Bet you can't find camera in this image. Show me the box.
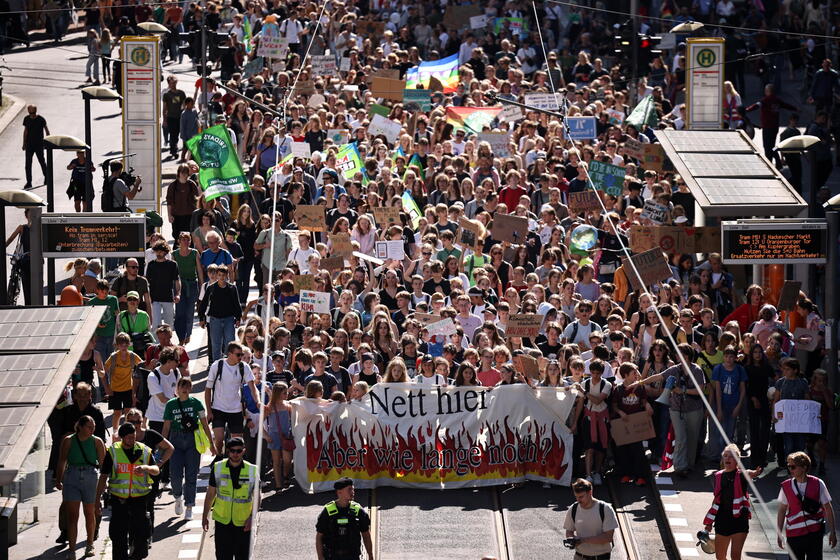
[562,537,580,549]
[120,167,141,191]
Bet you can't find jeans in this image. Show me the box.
[175,280,198,343]
[649,401,671,459]
[236,258,256,304]
[169,430,200,506]
[86,54,99,81]
[670,408,704,472]
[151,301,175,331]
[783,433,807,458]
[714,409,738,458]
[24,147,47,186]
[208,316,235,362]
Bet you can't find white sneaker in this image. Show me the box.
[174,496,184,516]
[592,473,603,486]
[184,507,193,520]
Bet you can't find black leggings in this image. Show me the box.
[787,531,824,560]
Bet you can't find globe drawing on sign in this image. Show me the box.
[197,134,229,169]
[571,224,598,252]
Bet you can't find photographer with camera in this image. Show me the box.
[776,451,836,559]
[563,478,618,560]
[103,160,142,213]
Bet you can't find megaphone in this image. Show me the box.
[696,530,715,554]
[655,387,672,406]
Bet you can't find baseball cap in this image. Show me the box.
[126,291,140,300]
[421,354,433,363]
[361,353,375,363]
[271,350,287,361]
[333,477,354,490]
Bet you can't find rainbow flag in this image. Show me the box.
[406,54,459,94]
[445,107,502,134]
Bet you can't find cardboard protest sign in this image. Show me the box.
[505,314,543,338]
[375,240,405,260]
[524,93,562,111]
[426,318,458,338]
[242,56,264,79]
[777,280,803,311]
[477,132,509,157]
[458,217,483,249]
[339,57,351,71]
[295,205,326,232]
[794,328,820,352]
[300,290,331,314]
[625,248,673,291]
[308,93,326,108]
[470,14,489,29]
[630,225,694,254]
[623,137,645,160]
[403,89,432,112]
[414,313,442,326]
[774,399,821,434]
[693,227,720,253]
[327,129,350,145]
[491,214,529,244]
[321,256,345,271]
[607,109,625,125]
[293,80,316,95]
[257,22,286,58]
[368,114,402,144]
[514,354,541,380]
[587,161,625,197]
[371,76,406,102]
[568,190,602,214]
[641,200,668,224]
[499,104,524,123]
[311,55,336,76]
[372,206,400,228]
[610,411,656,446]
[292,274,315,294]
[330,233,353,257]
[291,141,311,159]
[365,69,400,87]
[642,144,668,172]
[355,20,386,35]
[443,4,483,29]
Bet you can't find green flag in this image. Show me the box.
[244,17,253,53]
[186,125,250,201]
[335,143,364,182]
[401,191,422,230]
[405,153,425,180]
[625,95,659,130]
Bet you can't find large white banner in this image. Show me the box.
[290,384,576,493]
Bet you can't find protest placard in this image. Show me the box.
[491,213,529,243]
[426,318,458,338]
[777,280,803,311]
[321,256,345,271]
[292,274,315,294]
[300,290,331,314]
[368,114,402,144]
[793,328,820,352]
[774,399,822,434]
[403,89,432,112]
[470,14,489,29]
[330,233,353,257]
[311,55,336,76]
[443,4,483,29]
[514,354,541,380]
[458,217,483,249]
[610,411,656,445]
[641,200,668,224]
[371,76,406,102]
[295,205,326,232]
[623,137,645,160]
[293,80,316,95]
[478,132,509,157]
[372,206,400,227]
[524,93,562,111]
[257,22,286,58]
[375,240,405,260]
[339,57,351,71]
[625,248,673,291]
[630,225,694,254]
[694,227,721,253]
[587,161,625,196]
[642,144,668,172]
[291,141,311,159]
[505,314,543,338]
[499,104,524,123]
[327,129,350,145]
[242,56,264,79]
[568,190,602,213]
[368,104,390,117]
[414,313,442,326]
[607,109,625,125]
[565,117,597,140]
[355,20,386,35]
[353,251,385,266]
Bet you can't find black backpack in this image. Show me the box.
[571,500,605,524]
[133,367,159,414]
[210,360,246,407]
[101,175,128,212]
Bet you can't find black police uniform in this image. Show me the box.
[315,499,371,560]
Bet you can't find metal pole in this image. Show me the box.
[29,207,43,306]
[200,24,208,129]
[45,150,54,306]
[631,0,639,95]
[826,209,839,452]
[84,96,93,212]
[0,207,7,305]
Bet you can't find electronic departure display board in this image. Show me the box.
[721,220,827,265]
[42,214,146,258]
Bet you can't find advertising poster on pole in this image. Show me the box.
[687,38,724,130]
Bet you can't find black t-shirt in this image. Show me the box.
[163,89,187,119]
[304,372,339,395]
[327,207,358,229]
[23,114,48,148]
[423,277,451,296]
[538,341,563,360]
[146,260,180,302]
[316,501,371,558]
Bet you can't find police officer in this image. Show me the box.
[95,422,159,560]
[202,437,259,560]
[316,478,374,560]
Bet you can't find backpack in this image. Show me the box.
[210,360,246,407]
[101,175,128,213]
[131,363,156,414]
[571,501,605,524]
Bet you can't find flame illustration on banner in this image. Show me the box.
[291,384,575,492]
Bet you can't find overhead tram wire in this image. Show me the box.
[526,3,795,557]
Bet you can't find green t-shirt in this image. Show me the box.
[163,396,206,431]
[173,248,199,282]
[88,295,120,337]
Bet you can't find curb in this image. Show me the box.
[0,95,26,138]
[649,466,685,559]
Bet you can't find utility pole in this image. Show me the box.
[630,0,639,103]
[200,24,208,129]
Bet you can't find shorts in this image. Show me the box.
[211,409,244,433]
[109,390,133,410]
[714,513,749,536]
[62,465,99,504]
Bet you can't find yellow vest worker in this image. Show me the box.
[95,422,159,560]
[202,437,260,560]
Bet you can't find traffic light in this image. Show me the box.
[637,35,662,68]
[613,21,634,61]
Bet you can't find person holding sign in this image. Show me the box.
[776,451,836,558]
[771,358,811,461]
[612,363,652,486]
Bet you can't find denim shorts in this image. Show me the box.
[62,465,99,504]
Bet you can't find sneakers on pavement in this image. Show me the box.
[85,543,95,557]
[184,507,193,520]
[174,496,184,516]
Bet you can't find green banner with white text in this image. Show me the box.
[186,125,250,201]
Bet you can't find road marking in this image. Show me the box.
[659,489,679,497]
[673,532,693,542]
[656,476,674,485]
[678,547,700,557]
[182,534,202,544]
[668,517,688,527]
[185,520,203,529]
[664,503,683,512]
[650,464,661,472]
[178,549,199,558]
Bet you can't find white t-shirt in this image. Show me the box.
[207,359,255,413]
[414,373,448,386]
[563,321,602,347]
[777,477,832,506]
[583,377,613,412]
[289,246,317,272]
[563,499,619,556]
[585,359,615,380]
[146,368,179,422]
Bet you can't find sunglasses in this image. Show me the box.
[232,352,244,357]
[127,265,139,269]
[228,448,244,454]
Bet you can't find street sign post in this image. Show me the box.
[686,38,724,130]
